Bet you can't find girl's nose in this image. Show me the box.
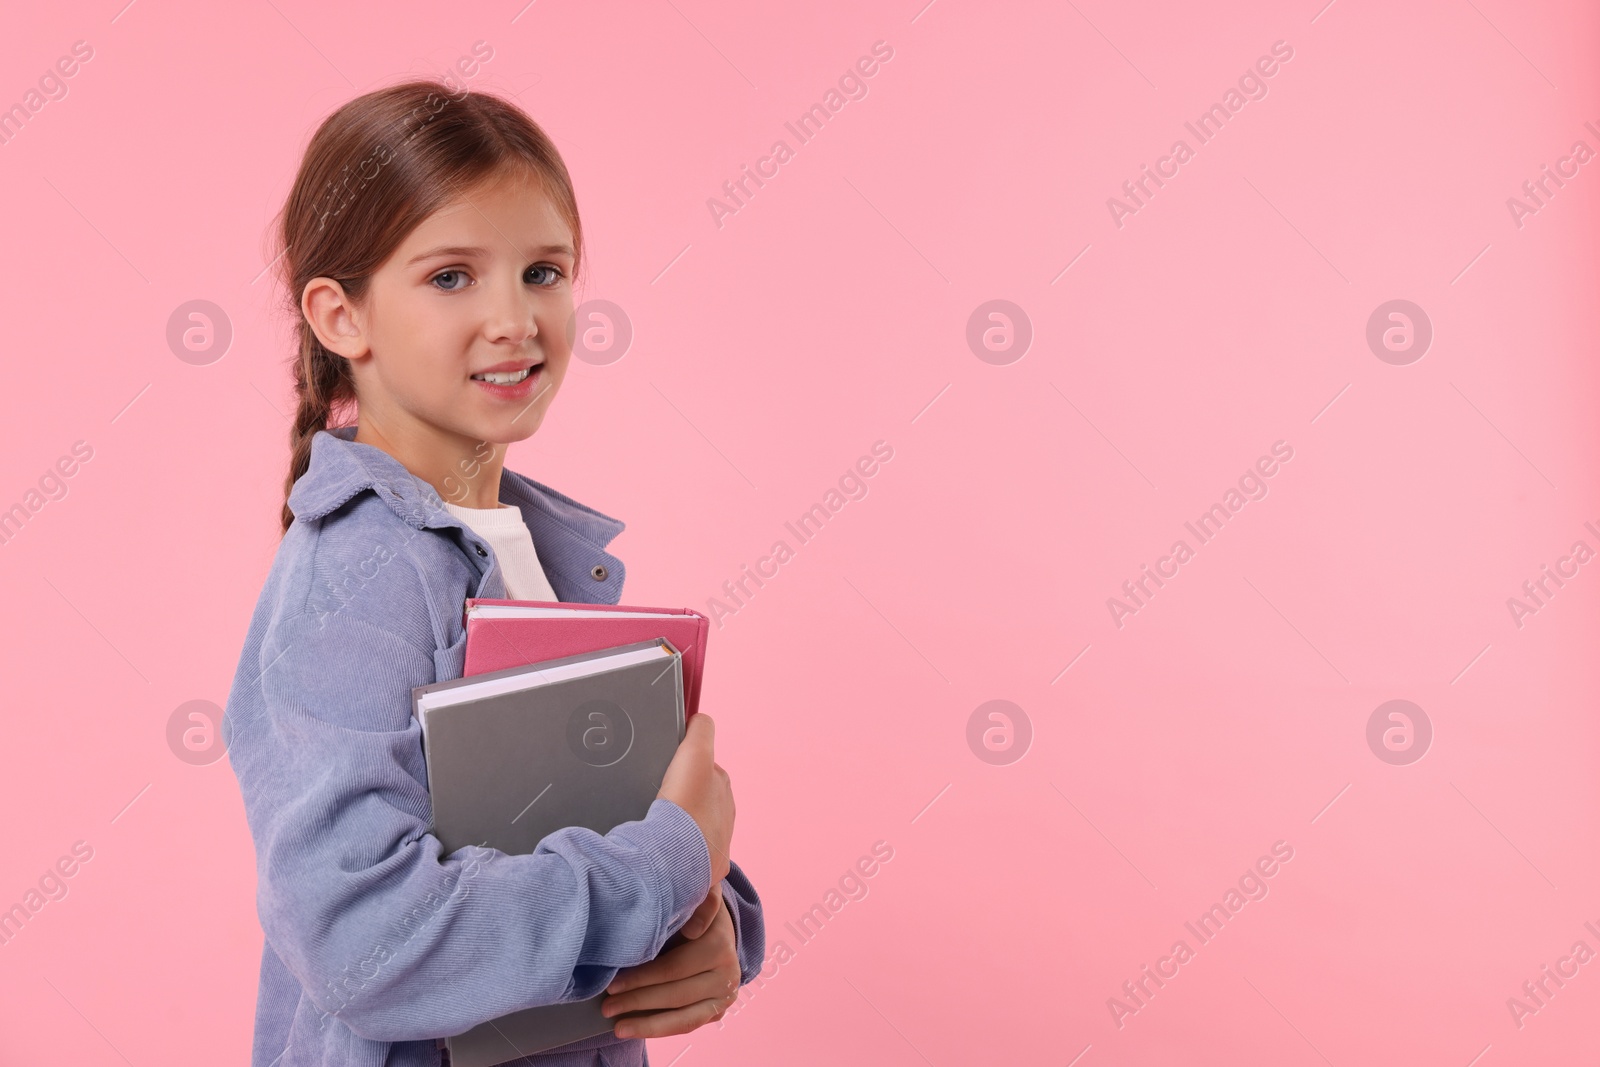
[487,282,540,344]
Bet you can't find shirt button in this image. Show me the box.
[475,545,488,558]
[591,564,608,581]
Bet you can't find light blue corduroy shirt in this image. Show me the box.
[223,426,765,1067]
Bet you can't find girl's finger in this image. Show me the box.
[606,935,717,995]
[602,968,722,1017]
[607,957,682,996]
[613,995,730,1040]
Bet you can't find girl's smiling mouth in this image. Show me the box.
[471,360,543,399]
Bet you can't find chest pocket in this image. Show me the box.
[433,628,467,683]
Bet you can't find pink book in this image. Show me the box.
[461,599,710,718]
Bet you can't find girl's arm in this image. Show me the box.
[229,608,713,1043]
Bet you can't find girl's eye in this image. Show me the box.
[430,265,564,292]
[431,269,470,292]
[527,265,563,287]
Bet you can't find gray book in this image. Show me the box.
[410,637,685,1067]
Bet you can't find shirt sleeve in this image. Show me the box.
[229,608,713,1043]
[720,860,767,987]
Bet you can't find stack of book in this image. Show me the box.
[410,600,710,1066]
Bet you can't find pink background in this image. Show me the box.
[1,1,1597,1063]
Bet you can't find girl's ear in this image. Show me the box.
[301,277,370,362]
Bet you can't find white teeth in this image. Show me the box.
[472,367,534,384]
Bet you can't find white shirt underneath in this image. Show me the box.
[443,500,560,602]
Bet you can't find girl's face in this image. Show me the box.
[339,166,577,457]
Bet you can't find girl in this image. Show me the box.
[223,80,765,1067]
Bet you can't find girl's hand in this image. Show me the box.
[601,887,740,1039]
[656,714,734,888]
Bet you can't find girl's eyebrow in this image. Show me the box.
[407,242,575,265]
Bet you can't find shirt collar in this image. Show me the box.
[286,425,625,551]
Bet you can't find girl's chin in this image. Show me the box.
[478,408,549,441]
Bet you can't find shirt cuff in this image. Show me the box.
[720,859,764,986]
[618,797,712,932]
